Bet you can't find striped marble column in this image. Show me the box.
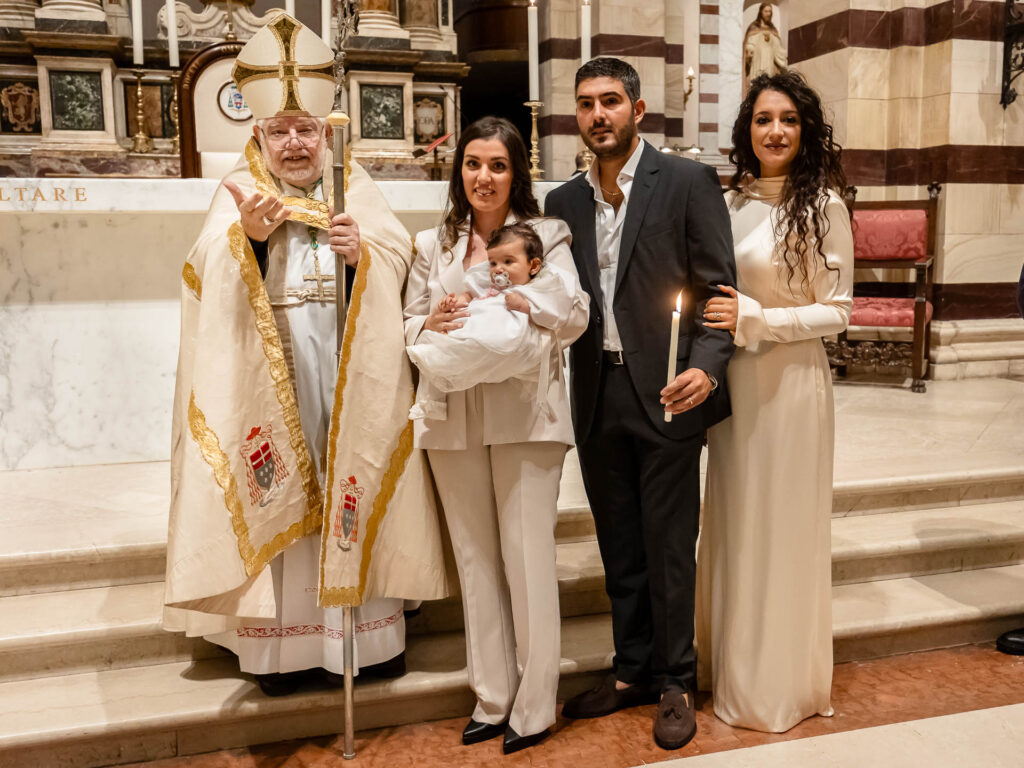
[538,0,670,179]
[787,0,1024,373]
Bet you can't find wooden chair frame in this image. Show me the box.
[178,41,244,179]
[833,183,941,393]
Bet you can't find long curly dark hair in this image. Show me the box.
[729,70,846,290]
[440,116,541,257]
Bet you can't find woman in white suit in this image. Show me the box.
[403,117,589,753]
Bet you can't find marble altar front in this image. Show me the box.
[0,176,561,471]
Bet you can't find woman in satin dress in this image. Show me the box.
[696,70,854,733]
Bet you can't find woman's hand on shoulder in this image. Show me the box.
[425,293,470,333]
[704,285,739,333]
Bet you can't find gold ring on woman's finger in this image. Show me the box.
[688,396,694,406]
[714,312,722,321]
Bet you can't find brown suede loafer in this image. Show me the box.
[653,689,697,750]
[562,673,659,719]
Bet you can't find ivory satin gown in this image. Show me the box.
[696,176,853,732]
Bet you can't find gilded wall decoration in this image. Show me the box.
[0,81,41,134]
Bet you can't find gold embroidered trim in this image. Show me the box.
[318,236,372,607]
[182,262,202,299]
[318,240,419,608]
[188,391,318,575]
[244,138,354,231]
[228,221,323,534]
[187,390,255,566]
[356,420,416,597]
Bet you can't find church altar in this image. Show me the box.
[0,177,563,471]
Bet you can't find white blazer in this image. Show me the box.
[403,216,590,450]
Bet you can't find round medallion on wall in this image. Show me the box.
[217,81,252,122]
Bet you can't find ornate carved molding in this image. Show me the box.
[158,1,285,44]
[825,339,914,370]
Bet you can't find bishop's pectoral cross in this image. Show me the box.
[303,253,334,304]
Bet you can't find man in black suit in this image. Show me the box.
[545,58,736,750]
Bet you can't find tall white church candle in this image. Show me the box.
[665,292,682,423]
[131,0,143,65]
[165,0,179,68]
[528,0,539,101]
[581,0,591,63]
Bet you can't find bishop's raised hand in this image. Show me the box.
[223,180,289,243]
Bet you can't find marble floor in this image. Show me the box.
[3,377,1024,767]
[116,642,1024,768]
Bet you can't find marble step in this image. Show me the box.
[0,614,614,768]
[10,499,1019,683]
[0,539,606,682]
[832,563,1024,662]
[0,582,227,683]
[4,450,1024,596]
[2,566,1023,768]
[0,462,169,597]
[831,500,1024,585]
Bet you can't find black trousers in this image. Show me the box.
[577,363,702,692]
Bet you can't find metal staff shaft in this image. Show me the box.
[329,5,360,758]
[327,109,355,762]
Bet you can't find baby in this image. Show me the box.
[407,222,577,420]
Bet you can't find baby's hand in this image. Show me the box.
[484,288,499,298]
[505,292,530,315]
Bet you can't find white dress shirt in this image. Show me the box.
[585,138,646,352]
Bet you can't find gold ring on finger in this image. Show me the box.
[688,396,694,406]
[714,312,722,320]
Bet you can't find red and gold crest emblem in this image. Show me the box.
[240,425,289,506]
[333,475,364,551]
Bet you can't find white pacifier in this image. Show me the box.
[492,270,511,289]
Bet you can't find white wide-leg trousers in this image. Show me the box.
[427,389,565,737]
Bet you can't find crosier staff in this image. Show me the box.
[327,1,360,760]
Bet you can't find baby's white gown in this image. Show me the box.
[407,261,576,418]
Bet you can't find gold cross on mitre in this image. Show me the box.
[232,14,336,120]
[303,256,335,303]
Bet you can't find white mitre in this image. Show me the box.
[232,13,336,120]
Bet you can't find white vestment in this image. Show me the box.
[406,262,577,420]
[205,186,404,674]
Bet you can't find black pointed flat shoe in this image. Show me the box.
[462,718,508,745]
[502,726,550,754]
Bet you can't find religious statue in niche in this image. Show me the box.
[744,2,787,88]
[413,95,444,144]
[0,82,40,133]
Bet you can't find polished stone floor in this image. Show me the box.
[120,642,1024,767]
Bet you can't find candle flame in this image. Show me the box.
[675,292,682,313]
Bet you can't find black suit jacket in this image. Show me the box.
[545,142,737,442]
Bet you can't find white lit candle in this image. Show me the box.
[665,292,682,423]
[528,0,539,101]
[165,0,179,68]
[131,0,143,65]
[286,0,295,15]
[322,0,332,47]
[581,0,591,63]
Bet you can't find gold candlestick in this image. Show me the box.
[131,69,154,154]
[169,69,181,155]
[525,100,543,180]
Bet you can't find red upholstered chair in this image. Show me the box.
[831,183,940,393]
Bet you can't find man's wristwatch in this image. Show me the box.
[703,371,719,393]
